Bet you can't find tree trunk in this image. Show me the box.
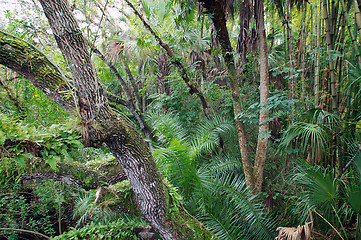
[0,31,76,115]
[339,0,361,67]
[322,0,338,112]
[200,0,254,188]
[92,48,155,142]
[1,1,215,238]
[355,0,361,39]
[314,0,321,106]
[286,1,296,102]
[253,0,270,193]
[298,6,309,101]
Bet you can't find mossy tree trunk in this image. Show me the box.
[0,31,76,115]
[0,0,215,239]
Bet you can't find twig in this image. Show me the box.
[89,0,109,56]
[0,228,50,239]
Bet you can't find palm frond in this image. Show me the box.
[190,115,235,156]
[305,108,339,130]
[153,138,199,199]
[73,190,97,227]
[146,111,189,145]
[195,172,276,240]
[278,122,330,162]
[344,62,361,101]
[72,190,122,226]
[293,164,338,208]
[204,154,243,177]
[199,198,245,240]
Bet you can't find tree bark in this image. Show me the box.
[1,1,215,239]
[253,0,270,193]
[0,31,76,115]
[200,0,254,188]
[314,0,321,106]
[322,0,338,112]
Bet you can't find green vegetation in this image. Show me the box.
[1,0,361,239]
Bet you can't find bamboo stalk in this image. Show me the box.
[322,0,338,112]
[314,0,321,106]
[339,0,361,68]
[355,0,361,41]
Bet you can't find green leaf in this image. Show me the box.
[23,152,34,159]
[0,130,5,145]
[14,155,27,169]
[47,155,60,170]
[141,0,151,19]
[347,190,361,213]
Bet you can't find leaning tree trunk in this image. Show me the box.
[1,0,215,239]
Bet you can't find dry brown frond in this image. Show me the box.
[275,222,312,240]
[106,41,124,63]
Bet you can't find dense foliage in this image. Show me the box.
[1,0,361,239]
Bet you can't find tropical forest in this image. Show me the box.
[0,0,361,239]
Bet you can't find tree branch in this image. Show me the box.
[92,47,155,141]
[0,228,50,239]
[123,0,210,118]
[0,31,76,115]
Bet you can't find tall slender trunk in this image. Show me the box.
[299,6,308,101]
[253,0,270,192]
[314,0,321,106]
[356,0,361,40]
[336,13,346,114]
[201,0,271,192]
[340,0,361,67]
[286,1,295,101]
[200,0,254,188]
[323,0,338,112]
